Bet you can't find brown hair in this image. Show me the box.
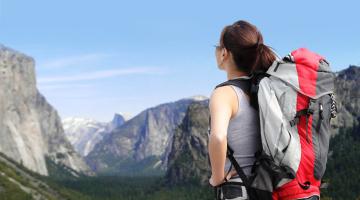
[219,20,276,74]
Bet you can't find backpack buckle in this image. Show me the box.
[283,54,295,63]
[307,99,316,115]
[289,99,316,127]
[290,118,300,127]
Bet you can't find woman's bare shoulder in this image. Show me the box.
[210,85,237,99]
[209,85,237,110]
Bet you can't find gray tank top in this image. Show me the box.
[225,84,261,176]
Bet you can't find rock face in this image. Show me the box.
[109,113,127,130]
[86,96,208,175]
[0,45,90,176]
[331,65,360,131]
[63,114,126,156]
[165,100,210,186]
[63,118,110,157]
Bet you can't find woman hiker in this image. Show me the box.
[207,20,320,200]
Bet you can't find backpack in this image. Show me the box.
[208,48,337,200]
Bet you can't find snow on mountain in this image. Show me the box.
[187,95,209,101]
[63,113,127,156]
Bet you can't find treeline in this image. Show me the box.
[51,176,213,200]
[322,124,360,200]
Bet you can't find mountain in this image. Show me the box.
[63,118,109,157]
[164,65,360,186]
[63,113,126,156]
[331,65,360,131]
[165,100,210,186]
[109,113,128,130]
[0,45,91,176]
[85,95,208,175]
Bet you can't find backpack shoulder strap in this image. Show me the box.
[214,78,251,96]
[213,74,269,110]
[226,145,251,187]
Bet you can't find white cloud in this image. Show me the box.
[38,83,93,91]
[39,53,110,69]
[38,67,167,83]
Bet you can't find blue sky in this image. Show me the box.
[0,0,359,122]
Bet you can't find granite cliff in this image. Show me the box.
[0,45,91,176]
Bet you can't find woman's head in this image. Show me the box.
[215,20,276,74]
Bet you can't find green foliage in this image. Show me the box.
[0,154,88,200]
[322,125,360,200]
[48,175,213,200]
[94,154,165,176]
[0,168,33,200]
[45,156,86,181]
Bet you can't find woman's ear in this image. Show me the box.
[219,48,227,64]
[222,48,227,58]
[217,48,229,70]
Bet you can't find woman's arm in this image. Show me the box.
[208,86,236,186]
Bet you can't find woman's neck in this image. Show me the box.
[226,70,248,80]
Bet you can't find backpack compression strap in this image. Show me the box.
[226,145,251,187]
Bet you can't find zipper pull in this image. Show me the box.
[319,103,324,120]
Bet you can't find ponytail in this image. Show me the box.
[220,20,276,74]
[252,43,276,73]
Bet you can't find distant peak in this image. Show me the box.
[186,95,209,101]
[113,112,133,121]
[0,44,33,61]
[337,65,360,81]
[111,113,124,121]
[349,65,360,69]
